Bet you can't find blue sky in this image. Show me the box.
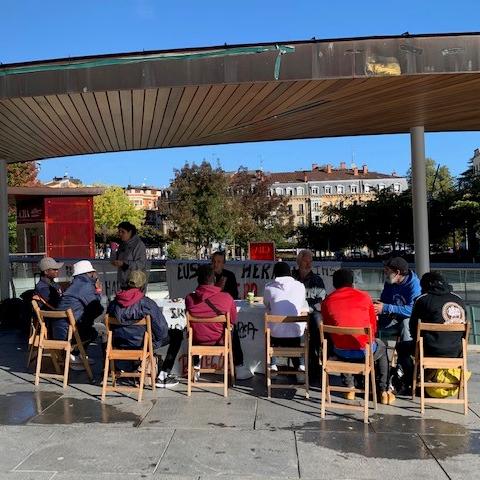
[4,0,480,186]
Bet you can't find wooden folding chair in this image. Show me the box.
[186,312,234,397]
[27,295,54,367]
[31,300,93,388]
[320,324,377,424]
[412,321,470,415]
[265,314,309,399]
[101,314,156,402]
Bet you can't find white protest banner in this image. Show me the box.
[166,260,340,300]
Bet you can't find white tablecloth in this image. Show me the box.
[154,299,266,375]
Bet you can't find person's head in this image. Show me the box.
[383,257,409,284]
[197,264,215,286]
[296,249,313,273]
[127,270,147,289]
[273,261,291,278]
[72,260,97,279]
[117,221,137,242]
[420,271,447,294]
[38,257,63,280]
[211,251,226,275]
[332,268,354,289]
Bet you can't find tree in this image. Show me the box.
[407,158,454,199]
[164,162,236,255]
[93,186,145,236]
[7,161,40,251]
[229,168,294,250]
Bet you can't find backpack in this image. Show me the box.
[425,368,471,398]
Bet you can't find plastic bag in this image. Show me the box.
[425,368,471,398]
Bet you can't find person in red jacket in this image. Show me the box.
[185,264,253,380]
[321,268,394,405]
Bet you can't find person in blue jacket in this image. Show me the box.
[34,257,64,308]
[373,257,421,342]
[54,260,104,369]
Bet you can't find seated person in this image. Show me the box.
[34,257,64,308]
[321,268,394,404]
[395,271,467,393]
[373,257,421,342]
[55,260,104,369]
[212,251,238,299]
[107,270,183,388]
[292,249,326,377]
[185,264,252,380]
[264,261,307,372]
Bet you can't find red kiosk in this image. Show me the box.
[8,186,104,258]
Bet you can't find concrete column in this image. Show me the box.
[410,126,430,277]
[0,159,9,299]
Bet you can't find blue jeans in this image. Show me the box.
[378,315,413,342]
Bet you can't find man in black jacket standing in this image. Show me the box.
[211,251,238,299]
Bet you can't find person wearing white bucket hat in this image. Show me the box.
[54,260,104,370]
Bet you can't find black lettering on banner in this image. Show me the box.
[261,263,271,279]
[169,307,186,319]
[189,263,199,280]
[177,264,184,280]
[237,320,259,341]
[241,263,252,279]
[252,264,260,279]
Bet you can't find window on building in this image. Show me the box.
[393,183,401,192]
[325,185,332,194]
[285,187,293,196]
[337,185,345,194]
[364,184,370,193]
[350,185,358,194]
[311,186,319,195]
[296,187,305,196]
[299,217,304,225]
[275,187,283,195]
[314,215,320,223]
[287,204,293,214]
[312,201,320,211]
[298,204,304,214]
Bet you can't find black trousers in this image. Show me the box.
[339,339,389,393]
[154,329,184,373]
[194,326,244,367]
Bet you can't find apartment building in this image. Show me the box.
[124,185,167,210]
[269,163,408,227]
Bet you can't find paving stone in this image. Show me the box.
[0,426,56,473]
[140,397,256,429]
[157,429,298,477]
[28,396,155,426]
[420,432,480,479]
[17,426,174,474]
[296,430,447,479]
[0,473,55,480]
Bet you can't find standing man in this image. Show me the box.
[34,257,64,308]
[211,251,238,299]
[292,249,326,378]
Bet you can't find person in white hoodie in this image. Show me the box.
[264,262,307,372]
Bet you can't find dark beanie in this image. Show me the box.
[384,257,409,275]
[420,271,448,293]
[273,261,291,278]
[333,268,354,289]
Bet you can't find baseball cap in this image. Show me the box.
[38,257,64,272]
[72,260,96,276]
[127,270,147,288]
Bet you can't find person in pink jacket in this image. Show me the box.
[185,264,252,380]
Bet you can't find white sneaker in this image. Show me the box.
[194,365,201,382]
[235,365,253,380]
[156,371,179,389]
[269,364,278,372]
[70,354,94,365]
[298,365,306,372]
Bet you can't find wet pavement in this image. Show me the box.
[1,329,480,479]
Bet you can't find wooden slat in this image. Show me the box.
[106,91,127,150]
[119,90,133,150]
[146,88,170,148]
[94,92,120,151]
[132,90,145,149]
[153,87,184,147]
[81,92,113,151]
[140,89,157,149]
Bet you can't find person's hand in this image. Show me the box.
[373,301,383,315]
[95,278,102,293]
[111,260,124,267]
[215,276,227,290]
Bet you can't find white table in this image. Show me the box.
[154,299,267,375]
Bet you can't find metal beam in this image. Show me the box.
[410,126,430,277]
[0,159,9,299]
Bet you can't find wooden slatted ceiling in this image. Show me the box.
[2,73,480,163]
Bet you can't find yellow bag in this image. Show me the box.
[425,368,471,398]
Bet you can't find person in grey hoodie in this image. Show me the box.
[111,221,147,289]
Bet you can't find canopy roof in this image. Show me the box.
[1,33,480,163]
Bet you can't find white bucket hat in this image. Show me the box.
[72,260,96,276]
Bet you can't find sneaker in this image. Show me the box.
[156,371,179,389]
[269,364,278,372]
[380,391,389,405]
[193,365,201,382]
[387,391,396,405]
[345,391,355,400]
[298,365,306,373]
[70,354,94,365]
[235,364,253,380]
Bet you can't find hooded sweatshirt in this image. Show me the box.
[409,281,466,357]
[115,234,147,288]
[263,276,307,338]
[107,288,169,349]
[380,270,421,319]
[185,284,237,345]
